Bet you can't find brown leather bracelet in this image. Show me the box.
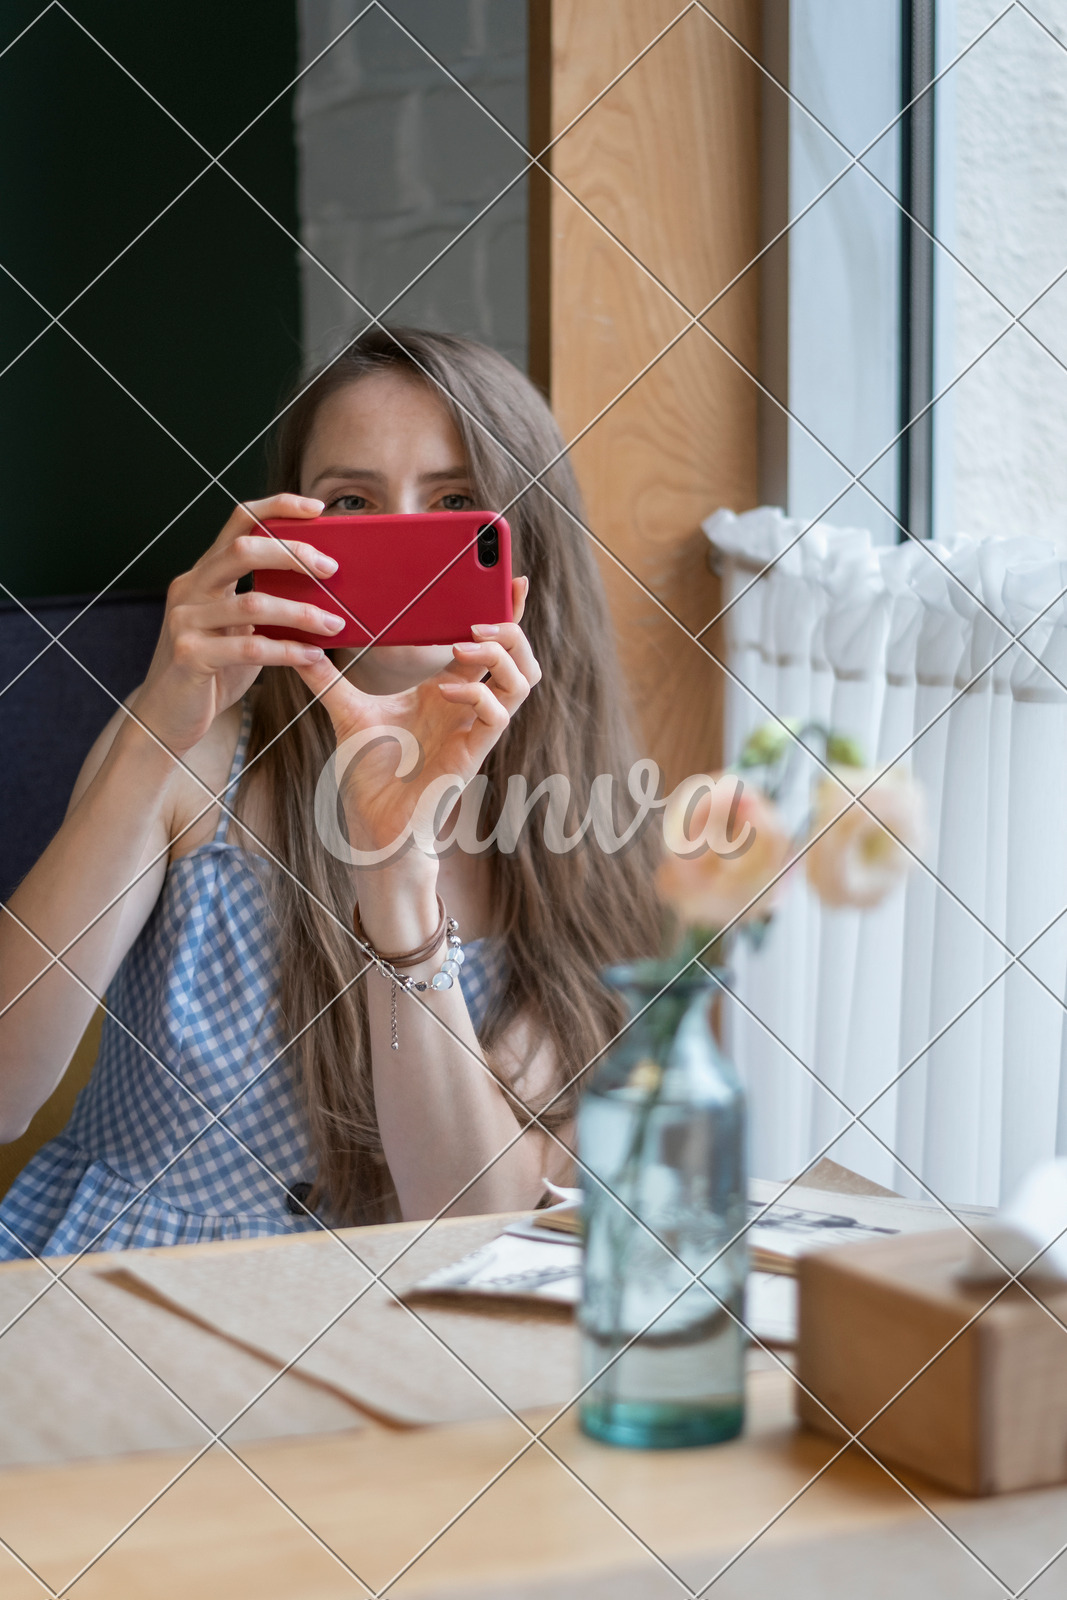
[353,894,462,1050]
[352,894,448,969]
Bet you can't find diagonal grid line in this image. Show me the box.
[0,776,1026,1596]
[535,1002,1067,1600]
[0,1,54,64]
[689,1185,1067,1599]
[4,0,1025,724]
[0,128,902,1062]
[0,21,528,690]
[543,941,1067,1587]
[0,779,1050,1597]
[10,273,1067,1392]
[0,2,720,764]
[2,9,1062,1587]
[0,34,799,1574]
[675,28,1067,655]
[0,567,466,1024]
[0,1532,52,1598]
[12,170,1067,1044]
[685,263,1067,648]
[377,1116,1018,1599]
[58,863,1067,1592]
[27,0,700,630]
[0,752,857,1587]
[691,0,1067,359]
[0,979,715,1598]
[369,0,1067,690]
[68,0,1067,731]
[671,2,1067,669]
[0,0,1018,725]
[0,956,373,1310]
[0,1040,1024,1600]
[10,425,1067,1363]
[0,34,991,1600]
[691,0,1067,400]
[0,0,377,453]
[4,871,734,1592]
[322,758,1067,1583]
[377,0,1067,720]
[11,511,1067,1357]
[0,1001,415,1589]
[73,15,1067,1600]
[2,0,1050,879]
[0,1227,378,1600]
[356,0,1067,760]
[0,0,889,703]
[695,977,1067,1591]
[0,0,703,699]
[0,0,628,698]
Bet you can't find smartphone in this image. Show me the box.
[252,510,512,648]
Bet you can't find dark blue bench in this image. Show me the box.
[0,594,165,903]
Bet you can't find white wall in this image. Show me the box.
[295,0,528,371]
[935,0,1067,547]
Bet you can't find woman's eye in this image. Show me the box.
[329,494,369,513]
[439,493,474,511]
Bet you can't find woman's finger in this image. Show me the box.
[211,493,323,555]
[294,651,371,727]
[470,621,542,687]
[192,533,338,597]
[174,632,327,672]
[178,591,346,638]
[449,640,531,710]
[438,679,511,737]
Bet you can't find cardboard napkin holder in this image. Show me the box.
[796,1229,1067,1496]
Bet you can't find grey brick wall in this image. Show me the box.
[296,0,528,372]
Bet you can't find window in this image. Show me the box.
[764,0,1067,550]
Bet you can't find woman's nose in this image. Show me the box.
[381,483,425,516]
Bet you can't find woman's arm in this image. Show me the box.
[356,858,569,1219]
[0,712,179,1139]
[0,492,346,1140]
[301,609,559,1219]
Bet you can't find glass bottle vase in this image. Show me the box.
[577,963,747,1449]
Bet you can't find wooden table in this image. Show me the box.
[1,1212,1065,1600]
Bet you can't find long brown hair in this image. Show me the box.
[245,326,662,1223]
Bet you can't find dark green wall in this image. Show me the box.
[0,2,300,599]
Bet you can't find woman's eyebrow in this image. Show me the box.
[418,467,471,484]
[309,466,385,489]
[308,466,470,488]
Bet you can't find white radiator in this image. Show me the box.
[705,508,1067,1207]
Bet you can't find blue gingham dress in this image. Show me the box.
[0,703,506,1261]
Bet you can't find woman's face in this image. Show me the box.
[299,369,477,691]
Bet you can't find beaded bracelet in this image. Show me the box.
[353,895,464,1050]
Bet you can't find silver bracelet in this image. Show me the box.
[354,902,464,1050]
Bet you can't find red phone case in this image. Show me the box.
[252,511,512,648]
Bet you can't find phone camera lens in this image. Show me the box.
[476,523,499,567]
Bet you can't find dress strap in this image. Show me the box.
[212,698,253,844]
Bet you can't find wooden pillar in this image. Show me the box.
[528,0,762,786]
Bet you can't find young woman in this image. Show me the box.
[0,327,661,1257]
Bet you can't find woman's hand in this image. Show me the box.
[132,494,347,757]
[297,578,541,867]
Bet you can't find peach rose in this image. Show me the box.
[805,766,925,909]
[657,774,792,929]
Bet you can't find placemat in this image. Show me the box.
[82,1268,365,1445]
[0,1264,207,1467]
[124,1217,581,1426]
[0,1260,363,1468]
